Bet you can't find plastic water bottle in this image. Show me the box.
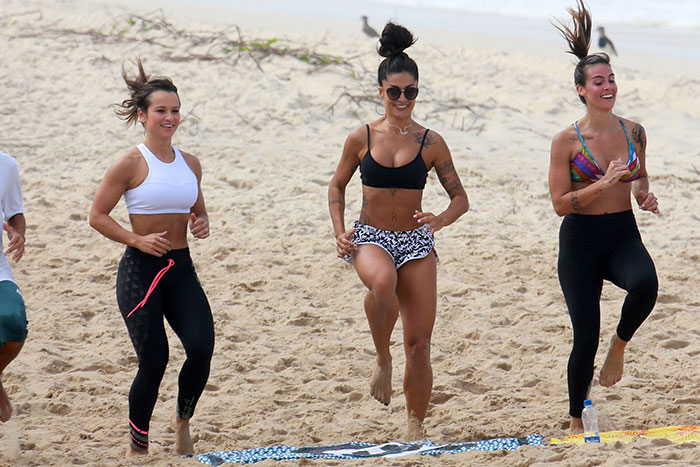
[582,399,600,443]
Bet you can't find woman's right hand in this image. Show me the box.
[135,230,173,257]
[601,158,631,185]
[336,229,356,258]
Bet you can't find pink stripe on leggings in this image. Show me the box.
[127,259,175,318]
[129,418,148,435]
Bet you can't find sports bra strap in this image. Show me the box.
[418,129,430,152]
[365,123,371,146]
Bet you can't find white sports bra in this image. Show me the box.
[124,144,199,215]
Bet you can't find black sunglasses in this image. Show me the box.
[382,85,419,101]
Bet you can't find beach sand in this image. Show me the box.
[1,0,699,465]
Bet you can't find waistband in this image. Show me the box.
[352,221,431,235]
[124,246,192,262]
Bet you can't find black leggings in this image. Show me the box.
[558,210,657,418]
[116,247,214,450]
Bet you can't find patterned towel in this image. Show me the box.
[550,425,700,445]
[193,434,545,465]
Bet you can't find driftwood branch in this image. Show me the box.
[1,9,350,72]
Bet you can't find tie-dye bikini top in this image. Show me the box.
[570,119,640,183]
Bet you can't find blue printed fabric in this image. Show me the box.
[193,435,545,465]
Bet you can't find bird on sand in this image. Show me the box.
[361,16,379,38]
[597,26,618,56]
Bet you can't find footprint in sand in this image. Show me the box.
[4,412,20,460]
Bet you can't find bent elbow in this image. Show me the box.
[88,211,101,231]
[552,203,568,217]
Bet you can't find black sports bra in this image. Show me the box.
[359,124,430,190]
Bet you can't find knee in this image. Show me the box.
[405,336,431,365]
[570,332,598,363]
[186,339,214,364]
[138,346,169,377]
[629,272,658,301]
[369,280,396,304]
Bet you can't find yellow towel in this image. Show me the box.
[550,425,700,445]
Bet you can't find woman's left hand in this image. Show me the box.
[190,213,210,239]
[413,210,444,235]
[636,190,660,214]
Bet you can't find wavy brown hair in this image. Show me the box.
[553,0,610,104]
[114,58,179,126]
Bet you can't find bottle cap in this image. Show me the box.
[584,399,592,406]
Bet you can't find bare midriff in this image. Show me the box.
[130,213,190,248]
[360,186,424,231]
[570,180,633,215]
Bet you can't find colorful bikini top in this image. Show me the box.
[570,119,640,183]
[360,124,430,190]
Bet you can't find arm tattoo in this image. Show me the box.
[571,192,582,211]
[328,199,344,208]
[435,159,464,196]
[413,132,436,147]
[631,124,646,152]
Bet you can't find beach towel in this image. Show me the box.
[193,434,544,465]
[550,425,700,445]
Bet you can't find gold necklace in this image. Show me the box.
[384,117,413,136]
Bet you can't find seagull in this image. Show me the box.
[597,26,618,56]
[361,16,379,38]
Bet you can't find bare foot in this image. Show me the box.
[0,379,13,422]
[170,414,194,455]
[599,335,627,387]
[369,358,392,406]
[125,445,148,457]
[569,416,583,435]
[406,412,425,441]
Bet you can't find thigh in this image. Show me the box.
[605,237,657,290]
[558,243,604,333]
[396,252,437,340]
[164,271,214,348]
[0,281,27,344]
[352,244,398,291]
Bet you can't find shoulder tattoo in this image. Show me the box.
[631,124,646,152]
[413,131,436,147]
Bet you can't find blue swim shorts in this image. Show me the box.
[0,280,28,344]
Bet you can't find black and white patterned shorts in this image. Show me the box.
[344,221,437,269]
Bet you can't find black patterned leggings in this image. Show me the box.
[116,247,214,450]
[558,210,657,418]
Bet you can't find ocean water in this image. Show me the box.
[379,0,700,29]
[184,0,700,61]
[201,0,700,29]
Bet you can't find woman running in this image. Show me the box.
[89,59,214,456]
[550,1,659,434]
[328,22,469,440]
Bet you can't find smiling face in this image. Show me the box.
[577,63,617,109]
[137,90,181,139]
[379,72,418,121]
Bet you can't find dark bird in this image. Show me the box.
[597,26,618,56]
[361,16,379,38]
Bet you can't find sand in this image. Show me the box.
[1,0,699,465]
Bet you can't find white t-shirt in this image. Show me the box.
[0,152,24,283]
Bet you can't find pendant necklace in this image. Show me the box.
[385,117,413,136]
